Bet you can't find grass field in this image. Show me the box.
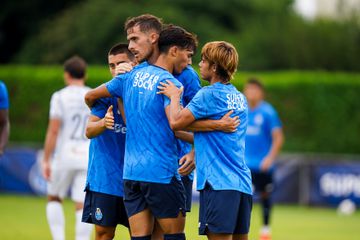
[0,194,359,240]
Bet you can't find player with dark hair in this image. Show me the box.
[85,25,197,240]
[81,43,136,240]
[42,55,93,240]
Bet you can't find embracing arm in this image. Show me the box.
[185,110,239,132]
[85,85,111,108]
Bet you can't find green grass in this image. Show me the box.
[0,194,359,239]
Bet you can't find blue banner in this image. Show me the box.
[0,147,46,195]
[310,163,360,206]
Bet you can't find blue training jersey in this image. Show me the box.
[105,62,183,184]
[187,82,252,194]
[0,81,9,109]
[174,66,201,180]
[245,101,282,172]
[86,97,126,197]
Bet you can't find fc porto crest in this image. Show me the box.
[95,208,103,221]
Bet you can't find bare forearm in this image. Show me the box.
[168,95,186,130]
[43,132,57,163]
[185,119,221,132]
[268,130,284,159]
[174,131,194,144]
[86,119,106,139]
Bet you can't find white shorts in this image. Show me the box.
[47,168,87,203]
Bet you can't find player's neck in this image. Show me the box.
[248,100,261,109]
[154,54,174,73]
[147,48,160,65]
[66,79,85,86]
[209,76,228,85]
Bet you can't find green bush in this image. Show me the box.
[1,65,360,154]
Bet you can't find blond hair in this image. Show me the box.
[201,41,239,81]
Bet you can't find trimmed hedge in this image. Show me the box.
[1,65,360,154]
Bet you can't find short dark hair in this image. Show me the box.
[158,24,197,54]
[246,77,264,91]
[108,43,135,61]
[124,14,163,34]
[63,56,87,79]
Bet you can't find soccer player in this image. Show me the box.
[120,16,238,237]
[157,41,253,240]
[81,43,135,240]
[85,25,197,240]
[0,80,10,156]
[243,78,284,240]
[41,56,93,240]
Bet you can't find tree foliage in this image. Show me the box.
[4,0,360,71]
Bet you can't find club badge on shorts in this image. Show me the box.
[95,208,103,221]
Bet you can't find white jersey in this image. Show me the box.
[49,85,91,170]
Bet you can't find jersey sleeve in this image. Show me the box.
[163,78,183,108]
[186,88,212,120]
[182,70,201,106]
[267,105,282,131]
[91,98,109,119]
[49,92,62,119]
[0,82,9,109]
[105,74,127,98]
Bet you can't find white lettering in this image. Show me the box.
[226,93,246,111]
[320,173,360,197]
[133,71,160,91]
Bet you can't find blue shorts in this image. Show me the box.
[181,175,193,212]
[251,171,273,193]
[82,189,129,228]
[124,177,186,219]
[199,183,252,235]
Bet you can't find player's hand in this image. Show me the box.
[103,105,115,130]
[115,62,133,75]
[260,156,274,172]
[41,160,51,181]
[157,80,183,98]
[178,149,195,176]
[218,110,240,132]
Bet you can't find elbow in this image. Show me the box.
[85,127,94,139]
[84,92,94,107]
[169,121,181,131]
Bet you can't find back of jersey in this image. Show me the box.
[50,85,91,170]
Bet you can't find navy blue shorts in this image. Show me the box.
[199,183,252,235]
[124,177,186,219]
[82,189,129,228]
[181,175,193,212]
[251,171,273,193]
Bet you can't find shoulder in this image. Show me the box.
[260,101,278,116]
[176,66,200,82]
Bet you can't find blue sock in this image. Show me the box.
[164,233,186,240]
[131,235,151,240]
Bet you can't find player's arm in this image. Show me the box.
[260,128,284,171]
[174,130,194,144]
[42,118,61,180]
[159,81,239,132]
[84,85,111,108]
[178,148,195,176]
[86,105,115,139]
[0,109,9,155]
[185,111,239,132]
[117,98,126,124]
